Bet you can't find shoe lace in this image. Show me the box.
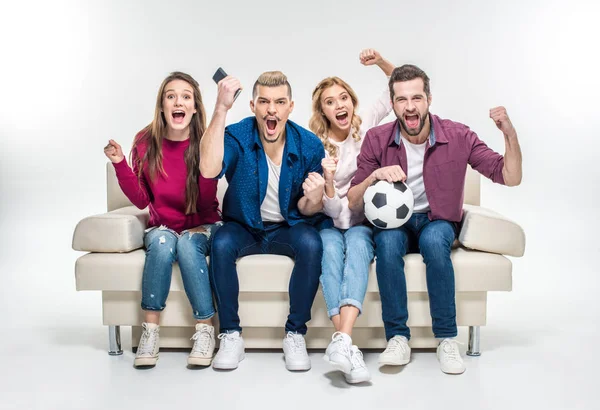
[286,332,307,355]
[350,346,366,370]
[190,327,212,355]
[440,339,463,362]
[217,332,239,352]
[331,332,351,356]
[138,324,158,356]
[385,336,408,355]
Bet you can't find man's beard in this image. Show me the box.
[397,110,429,136]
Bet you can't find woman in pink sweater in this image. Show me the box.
[104,72,221,369]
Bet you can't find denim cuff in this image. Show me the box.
[338,298,363,316]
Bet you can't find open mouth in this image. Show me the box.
[172,110,186,124]
[405,114,420,129]
[266,119,277,135]
[335,112,349,126]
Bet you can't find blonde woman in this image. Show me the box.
[309,49,394,383]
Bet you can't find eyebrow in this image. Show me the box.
[165,89,193,94]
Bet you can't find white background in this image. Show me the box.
[1,0,599,409]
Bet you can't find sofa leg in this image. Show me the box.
[466,326,481,356]
[108,325,123,356]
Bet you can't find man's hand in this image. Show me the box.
[359,49,383,66]
[302,172,325,203]
[321,157,338,184]
[490,106,517,139]
[371,165,406,183]
[216,76,242,112]
[104,139,124,163]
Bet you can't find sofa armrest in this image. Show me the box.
[459,204,525,257]
[72,206,149,253]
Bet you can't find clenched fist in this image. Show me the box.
[490,106,517,139]
[359,49,383,66]
[321,157,338,183]
[104,139,125,163]
[216,76,242,111]
[302,172,325,203]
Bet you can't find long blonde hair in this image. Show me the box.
[132,72,207,215]
[309,77,362,158]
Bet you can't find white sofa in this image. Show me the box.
[73,163,525,355]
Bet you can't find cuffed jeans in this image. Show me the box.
[319,225,374,318]
[210,221,323,335]
[374,213,457,341]
[141,224,221,320]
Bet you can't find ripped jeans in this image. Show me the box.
[141,223,221,320]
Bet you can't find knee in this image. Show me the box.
[177,232,209,256]
[294,225,323,256]
[145,230,177,258]
[419,229,453,258]
[321,230,343,259]
[210,226,239,257]
[375,229,407,258]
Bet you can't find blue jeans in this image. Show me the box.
[141,224,221,320]
[209,221,323,335]
[320,225,374,318]
[374,213,457,341]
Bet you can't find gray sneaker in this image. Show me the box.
[378,335,411,366]
[134,322,160,368]
[212,331,245,370]
[188,323,215,366]
[283,332,311,371]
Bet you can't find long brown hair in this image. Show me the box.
[132,72,207,215]
[309,77,362,158]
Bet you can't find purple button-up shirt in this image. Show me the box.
[351,114,506,223]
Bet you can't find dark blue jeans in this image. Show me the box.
[374,213,458,341]
[209,221,323,335]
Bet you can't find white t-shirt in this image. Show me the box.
[260,154,285,223]
[322,87,392,229]
[401,136,430,213]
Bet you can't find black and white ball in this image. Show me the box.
[363,180,414,229]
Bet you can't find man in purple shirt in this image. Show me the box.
[347,64,522,374]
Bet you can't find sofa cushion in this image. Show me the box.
[75,247,511,292]
[459,204,526,257]
[72,206,149,253]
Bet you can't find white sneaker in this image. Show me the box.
[344,345,371,384]
[188,323,215,366]
[134,322,159,368]
[323,332,352,374]
[212,331,245,370]
[282,332,311,371]
[437,339,466,374]
[378,335,411,366]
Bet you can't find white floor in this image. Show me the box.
[2,303,598,410]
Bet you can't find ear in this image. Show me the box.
[427,94,432,106]
[289,100,294,113]
[250,99,255,113]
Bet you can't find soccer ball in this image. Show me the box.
[363,180,414,229]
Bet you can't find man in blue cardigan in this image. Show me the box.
[200,71,329,371]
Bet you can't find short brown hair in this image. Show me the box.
[252,71,292,99]
[389,64,431,99]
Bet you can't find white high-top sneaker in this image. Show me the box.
[188,323,216,366]
[344,345,371,384]
[134,322,160,368]
[437,339,466,374]
[378,335,411,366]
[212,331,245,370]
[323,332,352,374]
[282,332,311,371]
